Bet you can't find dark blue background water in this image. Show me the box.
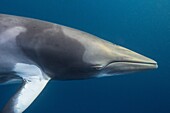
[0,0,169,113]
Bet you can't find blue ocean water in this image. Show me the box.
[0,0,169,113]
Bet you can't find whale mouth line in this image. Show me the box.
[105,60,158,69]
[108,61,157,65]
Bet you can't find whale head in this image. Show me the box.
[82,38,158,77]
[61,27,158,78]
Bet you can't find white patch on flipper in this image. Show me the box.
[2,63,51,113]
[14,78,49,113]
[0,26,26,44]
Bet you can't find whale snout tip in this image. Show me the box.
[149,59,158,69]
[155,62,158,68]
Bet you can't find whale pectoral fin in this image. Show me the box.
[2,77,50,113]
[1,63,51,113]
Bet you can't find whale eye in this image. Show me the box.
[92,64,105,70]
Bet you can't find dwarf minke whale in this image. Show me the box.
[0,14,158,113]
